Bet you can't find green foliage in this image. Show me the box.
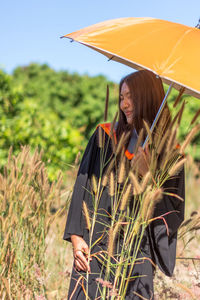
[12,63,118,139]
[0,68,83,180]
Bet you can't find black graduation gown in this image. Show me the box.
[63,125,185,300]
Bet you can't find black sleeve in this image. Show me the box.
[63,126,110,243]
[63,129,99,242]
[149,167,185,276]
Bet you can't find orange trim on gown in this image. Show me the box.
[97,123,135,160]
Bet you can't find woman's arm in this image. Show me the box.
[63,130,98,242]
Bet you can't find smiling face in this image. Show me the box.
[120,82,134,125]
[117,71,170,142]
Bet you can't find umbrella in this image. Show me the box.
[62,17,200,99]
[62,17,200,144]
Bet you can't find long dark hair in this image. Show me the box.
[116,70,171,142]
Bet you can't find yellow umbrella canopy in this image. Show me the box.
[62,17,200,99]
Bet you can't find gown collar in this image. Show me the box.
[97,122,138,160]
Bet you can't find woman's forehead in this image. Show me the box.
[120,82,131,94]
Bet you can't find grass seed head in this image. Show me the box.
[115,132,126,157]
[169,158,186,177]
[146,188,163,220]
[173,87,185,108]
[166,127,177,153]
[129,172,142,195]
[82,201,91,230]
[143,120,152,144]
[118,157,126,184]
[180,124,200,154]
[177,100,185,125]
[190,108,200,125]
[91,175,98,194]
[141,193,151,221]
[141,171,151,192]
[97,126,104,148]
[120,184,132,211]
[109,172,115,197]
[156,128,170,155]
[128,218,141,243]
[101,175,108,187]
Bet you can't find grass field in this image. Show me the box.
[0,148,200,299]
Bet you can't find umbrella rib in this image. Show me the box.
[108,56,115,61]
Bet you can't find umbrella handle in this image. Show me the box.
[142,83,173,149]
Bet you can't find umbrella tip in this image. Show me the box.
[60,36,74,42]
[195,18,200,29]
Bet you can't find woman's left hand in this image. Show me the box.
[133,145,150,177]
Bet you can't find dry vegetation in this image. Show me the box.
[0,145,200,299]
[0,146,70,299]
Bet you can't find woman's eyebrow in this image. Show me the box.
[120,91,131,96]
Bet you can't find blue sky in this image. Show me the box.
[1,0,200,82]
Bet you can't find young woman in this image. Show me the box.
[63,70,185,299]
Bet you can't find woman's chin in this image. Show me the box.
[127,118,134,126]
[126,118,132,124]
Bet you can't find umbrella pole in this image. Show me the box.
[142,83,173,149]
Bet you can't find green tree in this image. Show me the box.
[12,63,118,139]
[0,69,83,180]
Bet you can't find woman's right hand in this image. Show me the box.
[71,235,91,273]
[133,145,150,177]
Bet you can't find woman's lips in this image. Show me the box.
[125,111,133,116]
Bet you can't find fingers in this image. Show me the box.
[74,250,91,273]
[82,244,89,256]
[144,144,150,157]
[137,146,150,161]
[133,146,150,177]
[134,147,145,161]
[71,236,91,273]
[138,146,145,155]
[74,258,85,272]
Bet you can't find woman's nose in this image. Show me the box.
[122,98,129,109]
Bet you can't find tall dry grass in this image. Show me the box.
[0,146,69,299]
[0,146,199,299]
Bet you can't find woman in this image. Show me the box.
[64,70,185,299]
